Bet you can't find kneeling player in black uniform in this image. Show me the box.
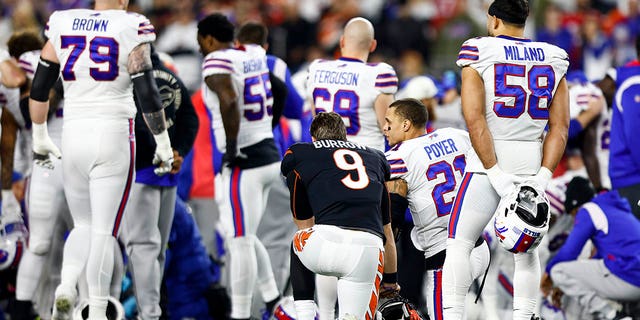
[281,112,399,320]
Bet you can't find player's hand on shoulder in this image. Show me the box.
[152,131,174,176]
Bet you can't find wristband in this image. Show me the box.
[32,122,49,141]
[383,272,397,284]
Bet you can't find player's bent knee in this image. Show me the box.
[28,240,51,255]
[549,262,572,284]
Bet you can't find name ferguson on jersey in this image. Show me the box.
[313,70,359,86]
[313,139,366,150]
[72,18,108,32]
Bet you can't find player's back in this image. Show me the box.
[281,140,390,238]
[45,9,155,120]
[306,58,398,150]
[457,36,569,174]
[385,128,471,256]
[202,44,274,150]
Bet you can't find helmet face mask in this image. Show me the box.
[494,182,551,254]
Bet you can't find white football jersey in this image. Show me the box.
[306,58,398,151]
[45,9,156,120]
[19,50,64,144]
[385,128,472,258]
[457,36,569,174]
[202,44,274,150]
[567,82,611,189]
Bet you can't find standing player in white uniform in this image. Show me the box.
[383,98,490,320]
[306,17,397,152]
[28,1,174,319]
[441,1,570,319]
[305,17,397,320]
[2,31,74,320]
[197,13,282,320]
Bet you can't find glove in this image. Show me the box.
[32,122,61,169]
[1,189,24,225]
[222,140,247,168]
[152,131,174,176]
[486,164,522,198]
[531,167,553,191]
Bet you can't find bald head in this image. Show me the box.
[341,17,375,53]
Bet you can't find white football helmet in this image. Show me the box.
[271,296,297,320]
[73,296,125,320]
[0,219,27,270]
[494,182,551,254]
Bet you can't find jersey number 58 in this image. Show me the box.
[494,64,555,120]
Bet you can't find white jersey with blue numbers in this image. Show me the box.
[45,9,156,120]
[202,44,274,150]
[457,36,569,174]
[385,128,471,258]
[306,58,398,151]
[568,82,611,189]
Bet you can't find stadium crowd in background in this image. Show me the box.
[0,0,639,319]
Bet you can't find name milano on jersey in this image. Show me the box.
[457,36,569,174]
[202,44,274,150]
[385,128,471,257]
[45,10,156,120]
[306,58,398,151]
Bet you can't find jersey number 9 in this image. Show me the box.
[333,149,370,190]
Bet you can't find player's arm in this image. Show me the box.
[539,78,570,177]
[374,93,394,133]
[204,73,241,161]
[285,169,315,229]
[461,66,496,168]
[598,74,616,108]
[270,71,288,129]
[570,96,604,138]
[128,43,173,174]
[385,179,408,240]
[1,110,18,190]
[380,183,399,296]
[581,116,604,190]
[29,40,62,160]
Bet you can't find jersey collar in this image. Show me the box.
[338,56,365,63]
[496,35,531,42]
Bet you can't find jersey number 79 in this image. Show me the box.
[61,35,119,81]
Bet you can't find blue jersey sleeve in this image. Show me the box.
[545,208,596,273]
[623,89,640,167]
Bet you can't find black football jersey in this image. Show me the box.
[281,139,391,238]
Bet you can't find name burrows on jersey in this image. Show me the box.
[202,44,274,150]
[281,140,390,239]
[457,36,569,175]
[384,128,471,258]
[568,82,612,189]
[45,10,156,120]
[306,58,398,151]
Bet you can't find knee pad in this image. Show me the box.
[28,239,51,256]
